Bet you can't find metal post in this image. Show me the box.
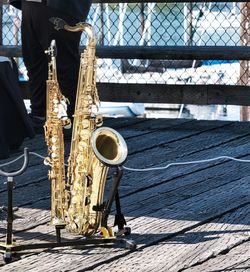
[239,2,250,121]
[6,177,14,246]
[0,3,3,46]
[183,3,193,46]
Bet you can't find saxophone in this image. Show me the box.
[44,40,71,227]
[51,20,128,236]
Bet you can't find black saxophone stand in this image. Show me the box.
[54,165,136,250]
[0,153,136,263]
[0,148,29,263]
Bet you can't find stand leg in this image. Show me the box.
[0,177,15,263]
[114,191,128,234]
[56,227,61,244]
[6,177,14,246]
[101,166,123,228]
[55,225,65,244]
[101,166,131,236]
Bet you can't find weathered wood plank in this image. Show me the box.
[0,118,221,188]
[90,204,250,272]
[124,120,233,154]
[120,121,250,193]
[187,241,250,272]
[1,120,249,214]
[0,119,250,271]
[1,177,249,271]
[0,120,248,203]
[0,119,234,211]
[0,159,249,242]
[1,142,250,238]
[0,118,190,191]
[122,155,250,216]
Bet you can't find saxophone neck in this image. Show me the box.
[67,22,96,48]
[50,17,96,47]
[45,40,58,81]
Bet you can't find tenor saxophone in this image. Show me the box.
[44,40,71,227]
[53,21,128,236]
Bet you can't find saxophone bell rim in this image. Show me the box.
[91,127,128,167]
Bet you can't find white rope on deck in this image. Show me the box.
[0,152,46,168]
[1,152,250,173]
[123,156,250,172]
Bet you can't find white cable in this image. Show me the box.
[0,154,24,167]
[0,152,46,168]
[123,156,250,172]
[1,152,250,173]
[30,152,46,160]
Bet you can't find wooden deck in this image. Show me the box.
[0,117,250,272]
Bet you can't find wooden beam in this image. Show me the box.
[97,83,206,104]
[0,0,240,3]
[92,0,238,3]
[0,45,22,57]
[20,81,250,105]
[97,83,250,105]
[96,46,250,60]
[1,45,250,60]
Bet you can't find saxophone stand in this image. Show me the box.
[0,148,29,263]
[0,153,135,264]
[55,165,136,250]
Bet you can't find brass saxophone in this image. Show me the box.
[54,21,128,236]
[44,40,71,227]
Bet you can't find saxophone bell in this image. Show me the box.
[91,127,128,167]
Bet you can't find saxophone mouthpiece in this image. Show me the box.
[49,17,67,31]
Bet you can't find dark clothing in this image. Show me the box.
[10,0,91,117]
[8,0,22,10]
[47,0,91,21]
[0,60,35,159]
[9,0,91,20]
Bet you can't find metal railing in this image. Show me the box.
[0,1,250,107]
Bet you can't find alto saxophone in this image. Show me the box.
[53,21,128,236]
[44,40,71,227]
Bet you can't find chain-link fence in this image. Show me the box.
[0,2,249,86]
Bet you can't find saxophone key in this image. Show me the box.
[85,196,91,205]
[44,157,52,166]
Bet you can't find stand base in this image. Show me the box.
[0,236,136,263]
